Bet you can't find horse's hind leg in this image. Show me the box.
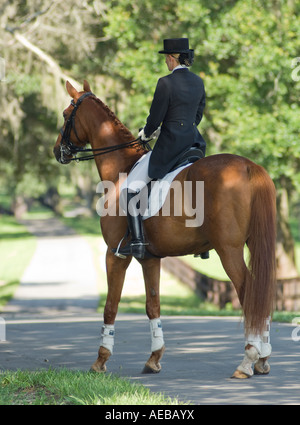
[232,317,272,378]
[249,316,272,376]
[141,258,165,374]
[91,250,131,373]
[217,247,272,378]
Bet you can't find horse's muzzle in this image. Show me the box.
[53,145,72,164]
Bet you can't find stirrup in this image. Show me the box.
[116,241,148,260]
[194,251,210,259]
[113,235,127,259]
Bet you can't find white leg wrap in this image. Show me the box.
[100,324,115,354]
[245,334,263,356]
[245,317,272,358]
[261,316,272,358]
[149,318,164,352]
[237,346,260,377]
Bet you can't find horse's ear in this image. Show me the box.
[66,81,79,99]
[83,80,91,92]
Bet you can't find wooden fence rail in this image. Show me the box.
[161,257,300,311]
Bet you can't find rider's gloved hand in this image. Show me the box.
[138,127,152,142]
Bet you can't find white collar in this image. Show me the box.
[172,64,188,73]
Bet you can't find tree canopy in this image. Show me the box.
[1,0,300,274]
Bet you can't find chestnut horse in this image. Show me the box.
[53,80,276,379]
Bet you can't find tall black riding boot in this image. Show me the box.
[113,191,147,260]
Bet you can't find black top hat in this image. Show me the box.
[158,38,192,54]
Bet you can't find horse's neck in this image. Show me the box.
[94,140,142,183]
[86,98,144,182]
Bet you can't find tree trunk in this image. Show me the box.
[39,187,62,215]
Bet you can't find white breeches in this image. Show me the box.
[121,151,152,193]
[119,152,152,216]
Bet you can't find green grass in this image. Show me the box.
[98,293,239,316]
[0,215,36,309]
[98,293,299,322]
[0,368,182,405]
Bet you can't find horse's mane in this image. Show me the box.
[91,96,134,141]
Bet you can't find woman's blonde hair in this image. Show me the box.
[170,52,194,67]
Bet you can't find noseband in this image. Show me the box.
[59,92,149,163]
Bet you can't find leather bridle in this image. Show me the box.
[59,92,148,163]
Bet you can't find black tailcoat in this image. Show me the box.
[144,68,206,179]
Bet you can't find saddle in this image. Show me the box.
[171,144,204,172]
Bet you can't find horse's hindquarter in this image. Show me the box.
[145,154,256,257]
[198,155,253,246]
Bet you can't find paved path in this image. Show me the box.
[1,218,300,404]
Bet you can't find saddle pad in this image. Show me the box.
[140,164,191,220]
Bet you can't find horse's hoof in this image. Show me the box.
[142,345,165,374]
[254,358,270,375]
[90,363,107,373]
[90,346,111,373]
[142,363,161,374]
[231,369,251,379]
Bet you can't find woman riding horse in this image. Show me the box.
[114,38,207,260]
[53,43,276,378]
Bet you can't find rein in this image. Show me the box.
[64,135,146,162]
[59,92,150,163]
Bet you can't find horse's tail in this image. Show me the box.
[242,163,277,336]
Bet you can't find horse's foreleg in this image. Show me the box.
[91,250,131,373]
[141,258,165,374]
[142,318,165,374]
